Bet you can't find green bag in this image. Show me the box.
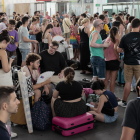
[87,94,99,103]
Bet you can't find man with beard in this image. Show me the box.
[22,53,51,102]
[0,86,20,140]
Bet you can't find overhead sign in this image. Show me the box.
[96,4,100,7]
[85,0,93,3]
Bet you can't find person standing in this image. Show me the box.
[89,19,110,81]
[6,19,18,66]
[0,18,7,32]
[63,14,72,45]
[79,18,91,74]
[56,12,63,30]
[45,11,51,22]
[18,16,38,67]
[117,18,140,107]
[104,15,112,30]
[0,86,20,140]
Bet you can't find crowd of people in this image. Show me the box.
[0,9,139,140]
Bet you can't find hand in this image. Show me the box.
[44,78,51,85]
[103,41,111,48]
[137,86,140,95]
[33,40,38,44]
[9,58,14,64]
[58,73,63,79]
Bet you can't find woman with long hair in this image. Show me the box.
[115,16,125,38]
[0,30,14,86]
[51,67,87,117]
[42,24,53,50]
[41,19,49,33]
[79,18,91,74]
[104,27,121,99]
[30,17,41,53]
[89,80,118,123]
[52,19,62,38]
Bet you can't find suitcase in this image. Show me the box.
[52,112,94,136]
[79,78,92,88]
[117,54,125,85]
[10,96,34,125]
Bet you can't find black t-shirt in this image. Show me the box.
[107,23,111,30]
[119,32,140,65]
[122,98,140,140]
[39,50,67,75]
[0,121,10,140]
[55,81,83,100]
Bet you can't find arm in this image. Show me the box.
[114,40,121,62]
[0,51,13,73]
[23,36,38,43]
[75,25,78,37]
[120,127,135,140]
[119,24,124,39]
[92,95,107,113]
[90,32,109,48]
[31,25,40,35]
[85,27,91,37]
[53,89,59,99]
[47,34,52,45]
[117,36,124,53]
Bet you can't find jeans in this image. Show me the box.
[90,56,106,79]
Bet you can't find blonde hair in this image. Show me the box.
[42,18,49,25]
[78,18,83,26]
[52,15,56,19]
[81,18,89,25]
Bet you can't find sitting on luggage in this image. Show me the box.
[89,80,118,123]
[0,86,20,140]
[51,67,87,117]
[22,53,51,102]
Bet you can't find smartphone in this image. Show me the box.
[11,55,16,59]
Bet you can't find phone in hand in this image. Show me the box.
[11,55,16,59]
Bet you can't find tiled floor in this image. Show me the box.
[10,70,137,140]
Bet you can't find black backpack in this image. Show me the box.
[100,25,107,40]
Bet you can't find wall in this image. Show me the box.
[93,0,107,15]
[5,0,36,18]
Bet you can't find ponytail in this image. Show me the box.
[110,27,118,44]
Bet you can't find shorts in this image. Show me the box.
[90,56,106,79]
[19,48,30,61]
[54,98,87,117]
[30,35,36,40]
[106,60,120,71]
[64,32,70,38]
[103,112,118,123]
[124,64,140,83]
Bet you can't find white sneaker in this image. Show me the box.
[118,101,127,108]
[131,86,134,92]
[11,132,17,138]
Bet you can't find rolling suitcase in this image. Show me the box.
[52,112,94,136]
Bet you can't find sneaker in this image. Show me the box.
[131,86,134,92]
[118,101,127,108]
[11,132,17,138]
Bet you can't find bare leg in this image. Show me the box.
[104,70,111,90]
[92,77,98,81]
[110,71,118,93]
[35,43,39,54]
[67,38,70,45]
[34,89,41,102]
[21,61,26,67]
[31,43,35,53]
[51,97,56,117]
[89,111,105,122]
[122,82,131,102]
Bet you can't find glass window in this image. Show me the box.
[134,4,139,18]
[117,5,123,13]
[103,5,113,18]
[112,5,118,14]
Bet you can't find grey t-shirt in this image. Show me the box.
[18,26,30,49]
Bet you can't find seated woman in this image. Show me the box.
[89,80,118,123]
[51,67,87,118]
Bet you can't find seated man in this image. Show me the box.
[0,86,20,140]
[22,53,51,102]
[39,41,67,78]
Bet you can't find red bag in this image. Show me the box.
[52,112,94,136]
[76,34,80,44]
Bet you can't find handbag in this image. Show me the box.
[101,94,115,116]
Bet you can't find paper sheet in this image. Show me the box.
[51,76,64,85]
[37,71,54,84]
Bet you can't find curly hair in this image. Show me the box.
[25,53,41,66]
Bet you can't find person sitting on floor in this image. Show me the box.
[89,80,118,123]
[51,67,87,118]
[39,41,67,78]
[22,53,51,103]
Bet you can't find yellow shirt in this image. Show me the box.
[62,18,72,33]
[91,24,109,33]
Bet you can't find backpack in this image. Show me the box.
[100,25,107,40]
[31,97,51,130]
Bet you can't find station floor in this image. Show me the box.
[10,70,137,140]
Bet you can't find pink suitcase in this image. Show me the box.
[52,112,94,136]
